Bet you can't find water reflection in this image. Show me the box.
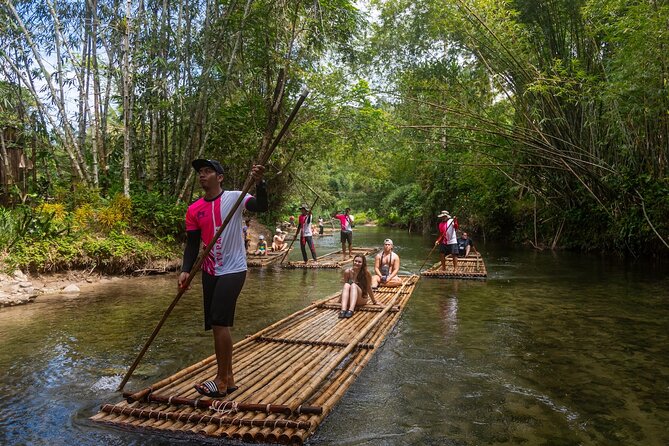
[440,293,459,341]
[0,227,668,445]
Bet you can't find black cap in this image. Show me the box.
[192,159,224,175]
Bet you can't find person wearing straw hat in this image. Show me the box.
[339,254,378,318]
[179,158,267,398]
[371,238,402,289]
[272,227,287,251]
[435,210,459,271]
[298,204,318,263]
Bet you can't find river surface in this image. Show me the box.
[1,227,668,445]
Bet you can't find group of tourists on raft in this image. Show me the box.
[179,159,475,399]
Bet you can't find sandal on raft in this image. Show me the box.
[194,381,229,398]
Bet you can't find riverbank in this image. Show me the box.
[0,218,274,308]
[0,269,138,308]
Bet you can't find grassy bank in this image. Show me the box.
[0,189,185,274]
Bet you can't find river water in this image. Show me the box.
[0,227,667,445]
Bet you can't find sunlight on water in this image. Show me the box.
[90,375,123,392]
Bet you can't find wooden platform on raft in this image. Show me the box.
[421,252,487,279]
[91,275,420,445]
[246,248,291,267]
[283,246,378,269]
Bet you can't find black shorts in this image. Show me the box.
[340,230,353,245]
[201,270,246,330]
[439,243,458,255]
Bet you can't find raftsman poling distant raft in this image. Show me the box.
[421,252,488,280]
[91,275,419,445]
[283,246,378,269]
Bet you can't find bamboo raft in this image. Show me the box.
[91,275,420,444]
[421,252,487,279]
[246,248,291,267]
[283,247,378,269]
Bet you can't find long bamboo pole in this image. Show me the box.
[118,88,309,392]
[417,242,438,274]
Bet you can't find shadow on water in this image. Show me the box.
[1,226,668,445]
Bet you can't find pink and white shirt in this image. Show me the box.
[439,218,458,245]
[185,191,252,276]
[334,214,353,232]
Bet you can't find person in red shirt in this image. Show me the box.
[434,210,459,271]
[333,207,354,260]
[178,159,267,398]
[298,204,317,263]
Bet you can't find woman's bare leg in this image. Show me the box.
[341,283,351,311]
[348,284,361,311]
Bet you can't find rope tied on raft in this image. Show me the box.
[211,400,239,416]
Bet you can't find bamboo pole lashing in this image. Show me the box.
[286,276,415,411]
[127,291,339,402]
[99,277,418,444]
[248,282,414,442]
[256,336,375,349]
[100,404,313,430]
[121,392,323,415]
[244,314,364,406]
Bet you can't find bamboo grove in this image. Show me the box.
[0,0,668,256]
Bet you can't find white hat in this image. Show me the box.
[276,228,282,233]
[384,238,393,245]
[437,210,451,218]
[259,235,265,240]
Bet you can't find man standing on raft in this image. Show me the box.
[179,159,267,398]
[334,207,354,260]
[298,204,318,263]
[435,210,458,272]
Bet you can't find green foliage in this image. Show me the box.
[130,192,187,242]
[6,231,179,274]
[6,236,81,273]
[0,207,16,249]
[378,184,423,227]
[52,183,102,211]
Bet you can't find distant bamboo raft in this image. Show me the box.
[246,248,291,267]
[283,247,378,269]
[421,252,487,279]
[92,275,420,445]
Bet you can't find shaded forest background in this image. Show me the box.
[0,0,667,272]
